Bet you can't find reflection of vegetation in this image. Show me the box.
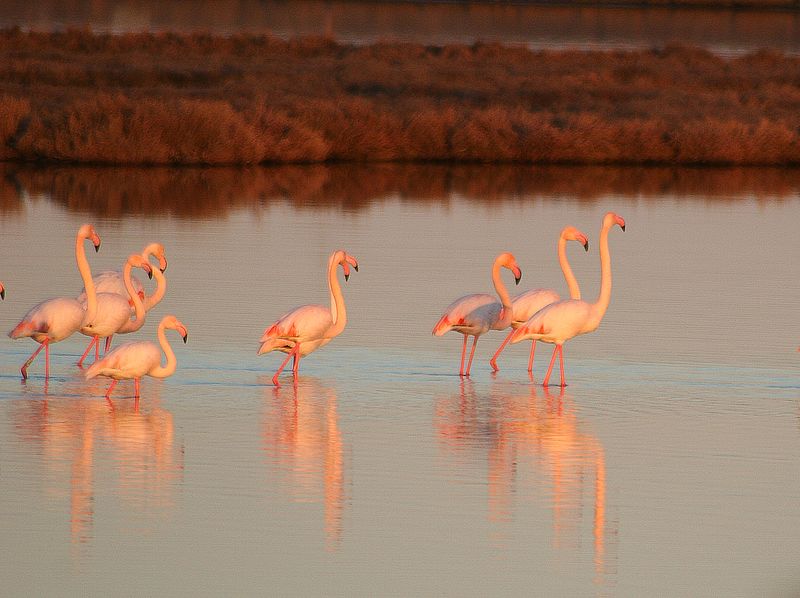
[2,30,800,165]
[4,163,799,218]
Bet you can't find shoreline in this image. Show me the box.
[2,30,800,166]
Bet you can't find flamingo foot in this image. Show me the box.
[489,330,513,372]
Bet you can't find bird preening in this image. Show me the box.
[5,212,626,399]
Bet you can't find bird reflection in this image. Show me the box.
[435,379,613,584]
[263,377,346,551]
[9,381,183,557]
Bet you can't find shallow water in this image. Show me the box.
[3,0,800,55]
[0,164,799,596]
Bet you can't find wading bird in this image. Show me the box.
[8,224,102,379]
[511,212,625,386]
[490,226,589,373]
[258,250,359,386]
[85,314,188,399]
[76,254,153,367]
[433,252,522,377]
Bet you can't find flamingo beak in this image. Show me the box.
[183,333,188,344]
[342,261,351,281]
[145,265,153,280]
[0,287,5,300]
[345,254,359,272]
[159,257,168,273]
[616,215,626,231]
[513,266,522,285]
[178,325,188,343]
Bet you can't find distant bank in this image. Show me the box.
[2,30,800,166]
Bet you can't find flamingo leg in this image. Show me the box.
[527,340,537,373]
[465,336,479,377]
[272,344,299,386]
[558,345,566,387]
[94,338,99,360]
[21,340,47,380]
[489,330,514,372]
[134,378,140,399]
[105,335,113,354]
[77,336,98,367]
[45,340,50,379]
[543,345,560,387]
[459,334,468,376]
[105,379,118,398]
[292,351,301,378]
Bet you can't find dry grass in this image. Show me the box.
[2,30,800,165]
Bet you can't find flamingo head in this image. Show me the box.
[78,224,102,252]
[0,281,4,300]
[562,226,590,252]
[127,254,153,279]
[142,242,168,272]
[496,252,522,285]
[333,250,359,282]
[163,315,188,343]
[604,212,626,232]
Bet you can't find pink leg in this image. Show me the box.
[45,340,50,379]
[292,351,301,378]
[272,344,300,386]
[459,334,468,376]
[465,336,479,377]
[105,335,113,354]
[105,379,118,398]
[527,340,537,373]
[95,338,99,360]
[134,378,140,398]
[77,336,98,367]
[543,345,560,387]
[558,345,566,387]
[21,341,47,380]
[489,330,513,372]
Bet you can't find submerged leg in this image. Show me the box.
[45,340,50,379]
[272,344,299,387]
[134,378,140,399]
[77,336,98,367]
[465,336,479,377]
[558,345,566,387]
[527,340,537,373]
[543,345,560,387]
[292,350,301,378]
[489,330,514,372]
[459,334,468,376]
[21,340,47,380]
[105,379,118,398]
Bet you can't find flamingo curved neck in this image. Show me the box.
[149,322,177,378]
[326,258,347,339]
[118,262,147,334]
[558,235,581,300]
[144,268,166,311]
[77,233,97,324]
[591,221,614,323]
[492,260,513,310]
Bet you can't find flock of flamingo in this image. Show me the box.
[3,211,625,398]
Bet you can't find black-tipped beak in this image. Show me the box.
[1,288,5,300]
[583,241,589,252]
[344,273,350,282]
[514,275,521,285]
[147,269,153,280]
[160,260,168,273]
[353,264,359,272]
[182,333,188,344]
[94,243,101,253]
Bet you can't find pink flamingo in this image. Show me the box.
[85,314,188,399]
[510,212,626,386]
[258,250,359,386]
[490,226,589,373]
[76,254,153,367]
[8,224,102,379]
[433,252,522,377]
[77,242,168,354]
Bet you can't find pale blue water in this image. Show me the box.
[0,164,799,596]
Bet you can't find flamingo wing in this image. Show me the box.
[77,270,145,303]
[515,299,593,344]
[9,297,85,342]
[261,304,333,343]
[433,293,501,336]
[511,288,560,326]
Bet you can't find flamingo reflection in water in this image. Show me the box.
[9,385,183,554]
[263,378,346,551]
[435,380,614,583]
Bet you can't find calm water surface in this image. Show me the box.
[0,164,798,596]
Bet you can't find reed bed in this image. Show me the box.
[2,29,800,165]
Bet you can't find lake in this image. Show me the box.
[0,163,798,595]
[3,0,800,55]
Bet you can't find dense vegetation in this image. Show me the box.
[2,29,800,165]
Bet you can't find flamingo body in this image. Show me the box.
[510,289,561,328]
[516,299,596,345]
[85,341,162,380]
[433,294,504,336]
[258,304,334,358]
[79,293,133,337]
[77,271,145,303]
[9,297,87,343]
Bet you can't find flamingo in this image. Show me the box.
[258,250,359,386]
[76,254,153,367]
[433,252,522,377]
[489,226,589,373]
[85,314,188,399]
[77,242,168,354]
[510,212,626,386]
[8,224,102,379]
